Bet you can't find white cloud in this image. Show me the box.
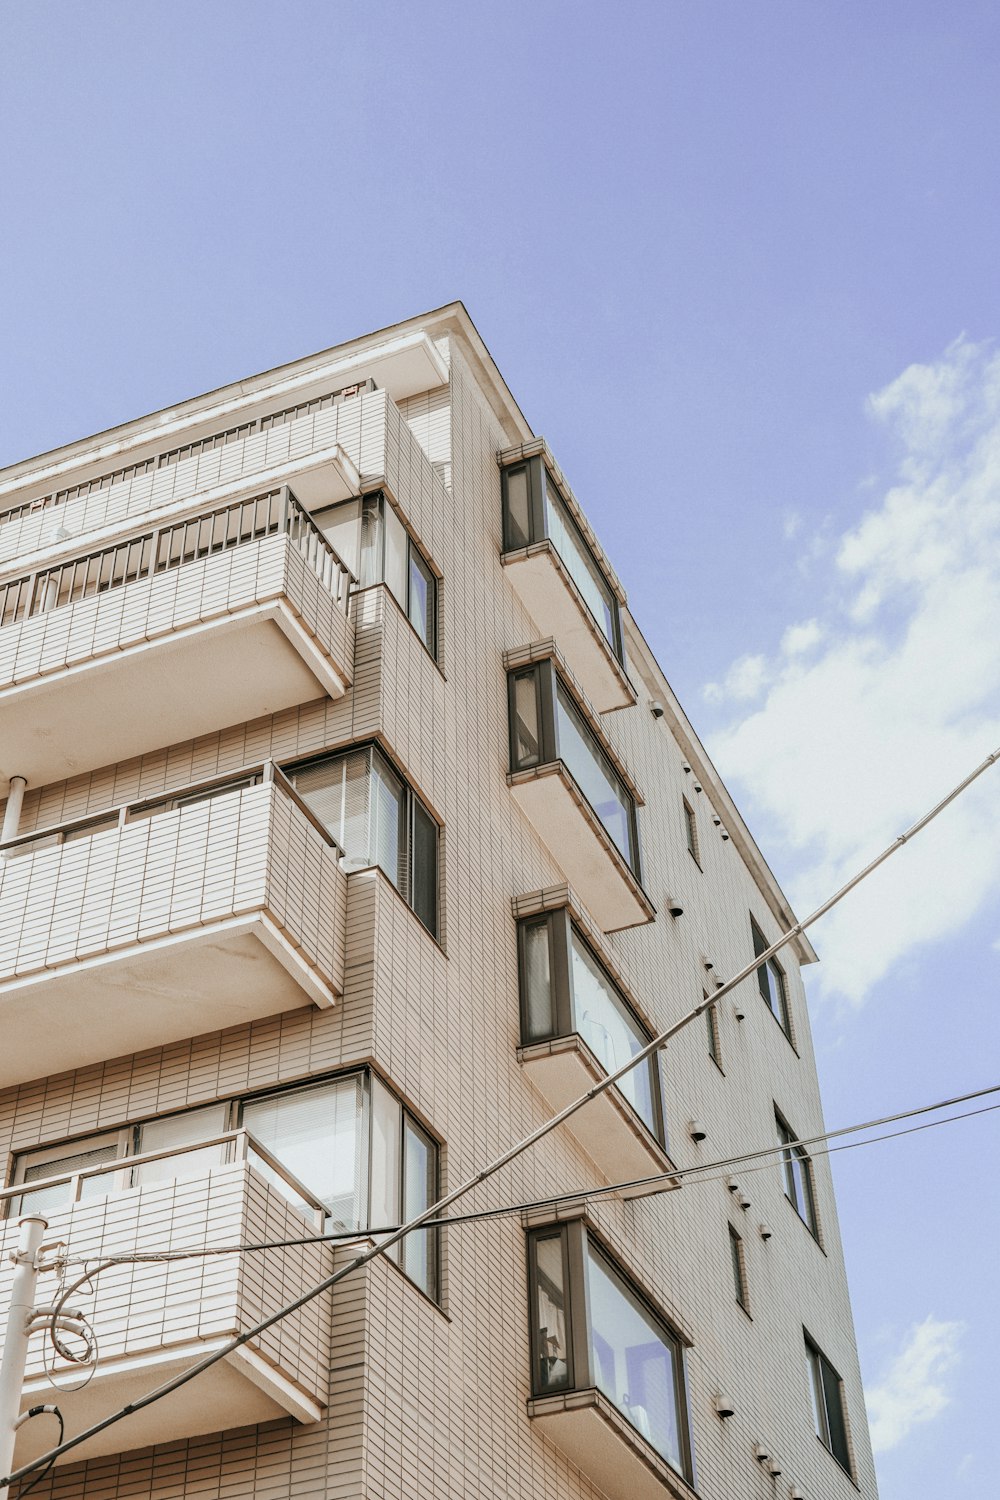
[703,653,770,705]
[707,337,1000,1002]
[867,1316,964,1454]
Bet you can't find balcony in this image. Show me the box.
[499,446,635,714]
[0,487,354,788]
[507,654,654,932]
[0,771,346,1087]
[1,1134,335,1466]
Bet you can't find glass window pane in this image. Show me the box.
[371,751,406,892]
[369,1075,401,1243]
[133,1104,228,1185]
[569,931,658,1138]
[313,498,361,579]
[242,1076,363,1227]
[293,749,370,860]
[821,1354,852,1470]
[512,671,542,768]
[533,1233,570,1393]
[555,681,634,867]
[407,547,435,652]
[383,504,408,609]
[359,494,383,588]
[806,1344,826,1439]
[503,465,533,550]
[18,1142,119,1216]
[543,479,618,654]
[586,1243,685,1473]
[411,797,438,937]
[729,1227,746,1307]
[522,918,555,1040]
[400,1118,436,1298]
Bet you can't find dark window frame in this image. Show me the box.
[359,490,439,660]
[751,916,793,1039]
[516,909,666,1148]
[526,1221,694,1483]
[704,995,722,1071]
[500,455,624,665]
[805,1332,854,1476]
[776,1109,820,1239]
[285,742,440,940]
[729,1224,748,1312]
[507,659,641,882]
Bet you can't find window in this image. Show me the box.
[806,1334,853,1475]
[7,1072,441,1302]
[683,797,699,865]
[729,1225,748,1311]
[527,1222,693,1481]
[705,996,722,1068]
[518,910,665,1144]
[751,917,792,1037]
[289,746,439,937]
[777,1111,819,1237]
[500,456,623,663]
[508,660,640,878]
[360,491,438,656]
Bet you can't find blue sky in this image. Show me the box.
[3,5,999,1494]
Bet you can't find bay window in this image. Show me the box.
[527,1222,693,1483]
[508,659,640,879]
[290,745,439,938]
[501,456,623,664]
[518,909,664,1145]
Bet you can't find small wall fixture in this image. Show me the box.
[733,999,746,1021]
[714,976,725,990]
[689,1119,707,1142]
[789,1488,805,1499]
[693,781,703,794]
[759,1222,773,1241]
[714,1393,736,1419]
[712,814,722,827]
[721,828,730,841]
[650,700,665,719]
[727,1179,740,1195]
[737,1192,751,1211]
[703,958,714,972]
[768,1457,783,1478]
[753,1444,771,1465]
[682,762,692,774]
[666,893,684,918]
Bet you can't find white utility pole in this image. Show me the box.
[0,1216,47,1500]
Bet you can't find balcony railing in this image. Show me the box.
[0,1142,337,1466]
[0,483,353,629]
[0,767,347,1086]
[0,378,376,527]
[0,486,356,786]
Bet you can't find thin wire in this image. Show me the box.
[5,743,999,1487]
[55,1082,1000,1266]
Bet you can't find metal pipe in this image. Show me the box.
[1,777,26,848]
[0,1216,47,1499]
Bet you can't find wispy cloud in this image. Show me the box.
[706,337,1000,1003]
[867,1316,964,1453]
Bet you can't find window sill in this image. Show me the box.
[783,1194,827,1255]
[527,1387,697,1500]
[815,1433,860,1490]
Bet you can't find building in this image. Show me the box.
[0,304,878,1500]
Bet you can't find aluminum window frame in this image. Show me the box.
[805,1332,854,1477]
[516,909,666,1148]
[507,659,641,882]
[500,455,624,665]
[776,1109,820,1239]
[526,1221,694,1483]
[359,490,439,660]
[751,916,793,1040]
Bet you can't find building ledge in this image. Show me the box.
[528,1387,697,1500]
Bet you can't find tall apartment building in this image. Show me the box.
[0,305,877,1500]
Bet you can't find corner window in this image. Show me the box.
[500,456,623,663]
[518,910,664,1144]
[527,1222,693,1482]
[751,917,792,1037]
[289,745,439,938]
[360,491,438,657]
[508,660,640,878]
[777,1111,819,1238]
[7,1070,441,1302]
[806,1334,853,1475]
[729,1225,748,1311]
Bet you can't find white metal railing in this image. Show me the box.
[0,1128,331,1230]
[0,759,343,859]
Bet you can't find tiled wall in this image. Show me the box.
[0,340,876,1499]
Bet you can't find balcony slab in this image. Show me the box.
[528,1388,696,1500]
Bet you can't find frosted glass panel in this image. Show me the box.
[314,498,360,577]
[134,1104,228,1184]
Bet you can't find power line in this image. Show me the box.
[55,1082,1000,1267]
[4,743,999,1488]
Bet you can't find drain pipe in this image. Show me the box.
[1,777,27,850]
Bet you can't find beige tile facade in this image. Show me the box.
[0,306,877,1499]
